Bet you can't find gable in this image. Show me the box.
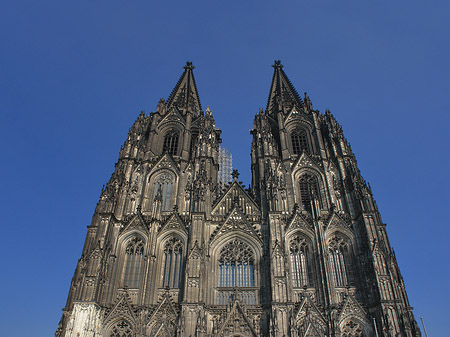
[337,294,367,324]
[210,206,262,245]
[292,152,323,175]
[103,293,136,328]
[211,181,260,218]
[157,107,186,128]
[294,296,327,335]
[147,292,178,336]
[216,300,258,337]
[148,154,179,177]
[285,106,313,126]
[285,211,314,235]
[324,212,354,240]
[120,213,149,234]
[158,213,188,236]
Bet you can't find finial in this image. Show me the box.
[184,61,195,70]
[272,60,283,69]
[231,169,240,181]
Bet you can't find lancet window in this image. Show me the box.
[152,173,173,211]
[162,130,179,156]
[162,237,184,288]
[291,129,309,155]
[122,237,144,288]
[109,320,133,337]
[299,173,321,212]
[289,236,311,288]
[328,236,352,287]
[219,239,255,287]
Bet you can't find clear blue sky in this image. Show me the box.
[1,1,449,335]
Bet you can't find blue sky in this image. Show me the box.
[1,1,449,335]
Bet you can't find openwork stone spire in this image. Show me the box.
[167,61,202,115]
[266,60,304,115]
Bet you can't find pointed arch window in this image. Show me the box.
[291,129,309,155]
[162,237,184,288]
[163,130,179,156]
[299,173,321,212]
[109,320,133,337]
[219,239,255,287]
[328,236,352,287]
[152,173,173,211]
[289,236,310,288]
[122,237,144,288]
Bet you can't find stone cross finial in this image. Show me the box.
[231,169,239,180]
[184,61,195,70]
[272,60,283,69]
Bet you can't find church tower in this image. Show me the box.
[56,61,421,337]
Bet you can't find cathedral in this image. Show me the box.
[56,61,421,337]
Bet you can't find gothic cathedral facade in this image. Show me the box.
[56,62,421,337]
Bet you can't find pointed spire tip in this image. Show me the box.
[184,61,195,70]
[272,60,283,69]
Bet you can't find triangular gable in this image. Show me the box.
[157,106,186,128]
[292,151,323,173]
[325,212,353,233]
[121,213,150,234]
[148,154,179,176]
[211,180,260,216]
[217,300,258,337]
[285,211,314,234]
[158,212,188,236]
[337,294,367,324]
[285,105,313,125]
[147,291,178,335]
[104,293,136,327]
[294,296,327,335]
[210,206,262,245]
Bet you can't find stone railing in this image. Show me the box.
[216,287,259,305]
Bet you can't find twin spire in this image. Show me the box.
[166,60,306,116]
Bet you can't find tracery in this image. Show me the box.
[152,172,174,211]
[218,239,255,287]
[291,129,309,155]
[299,173,321,212]
[162,130,179,156]
[109,320,133,337]
[328,235,352,287]
[341,320,365,337]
